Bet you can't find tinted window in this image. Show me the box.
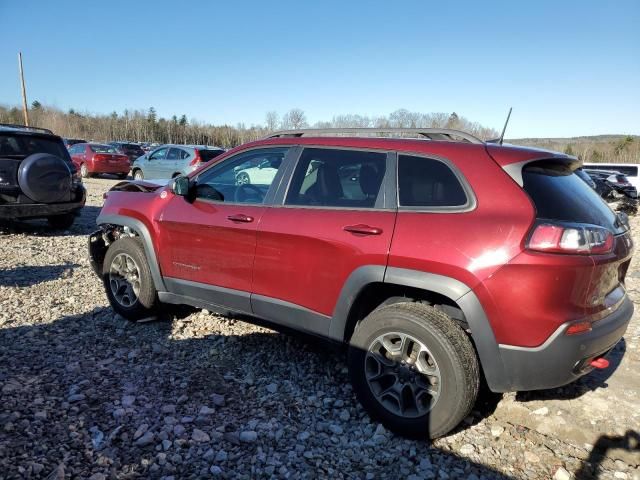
[286,148,386,208]
[523,161,622,233]
[195,147,288,204]
[200,149,225,162]
[575,168,596,189]
[398,155,467,207]
[0,134,68,159]
[167,148,181,160]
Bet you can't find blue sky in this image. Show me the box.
[0,0,638,137]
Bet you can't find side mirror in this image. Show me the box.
[172,176,191,197]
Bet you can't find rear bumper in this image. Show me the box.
[92,164,130,174]
[0,188,86,219]
[497,296,633,391]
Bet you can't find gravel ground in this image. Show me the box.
[0,177,639,480]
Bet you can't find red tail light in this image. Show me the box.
[95,154,106,162]
[527,223,614,255]
[189,149,202,166]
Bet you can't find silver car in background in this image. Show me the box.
[131,144,225,180]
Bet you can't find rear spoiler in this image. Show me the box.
[485,144,580,187]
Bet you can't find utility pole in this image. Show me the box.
[18,52,30,126]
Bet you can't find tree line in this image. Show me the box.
[0,102,498,148]
[1,102,636,163]
[514,135,639,165]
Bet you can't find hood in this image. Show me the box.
[109,179,169,193]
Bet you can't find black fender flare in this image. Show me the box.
[329,265,510,392]
[97,213,167,292]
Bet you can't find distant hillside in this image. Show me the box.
[508,135,639,163]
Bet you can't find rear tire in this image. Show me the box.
[348,302,479,439]
[133,169,144,181]
[47,213,76,230]
[80,163,92,178]
[102,237,158,321]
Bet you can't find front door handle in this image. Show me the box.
[343,224,383,235]
[227,214,254,223]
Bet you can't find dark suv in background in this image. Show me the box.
[90,128,633,439]
[109,141,145,165]
[0,124,85,228]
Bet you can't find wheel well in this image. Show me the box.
[172,172,181,178]
[89,224,141,273]
[343,283,467,343]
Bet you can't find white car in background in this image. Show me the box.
[583,163,640,190]
[235,158,281,185]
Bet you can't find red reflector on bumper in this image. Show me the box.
[566,321,592,335]
[590,357,610,369]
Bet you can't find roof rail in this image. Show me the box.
[0,123,53,134]
[265,128,484,144]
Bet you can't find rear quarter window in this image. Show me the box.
[397,154,468,208]
[200,150,225,162]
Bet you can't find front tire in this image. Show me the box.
[133,169,144,181]
[348,302,479,439]
[102,237,158,321]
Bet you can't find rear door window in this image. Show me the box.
[285,148,386,208]
[523,161,624,233]
[167,148,181,160]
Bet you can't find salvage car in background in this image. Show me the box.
[0,124,85,228]
[69,143,130,179]
[584,169,638,200]
[62,137,87,149]
[109,141,146,165]
[131,144,224,180]
[583,162,640,190]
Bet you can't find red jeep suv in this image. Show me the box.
[89,128,634,438]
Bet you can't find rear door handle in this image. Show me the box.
[344,224,383,235]
[227,214,254,223]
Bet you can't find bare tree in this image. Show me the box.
[265,111,279,132]
[282,108,307,129]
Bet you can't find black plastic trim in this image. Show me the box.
[96,213,166,292]
[252,293,331,336]
[0,190,85,219]
[164,277,252,314]
[328,265,387,341]
[497,296,633,391]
